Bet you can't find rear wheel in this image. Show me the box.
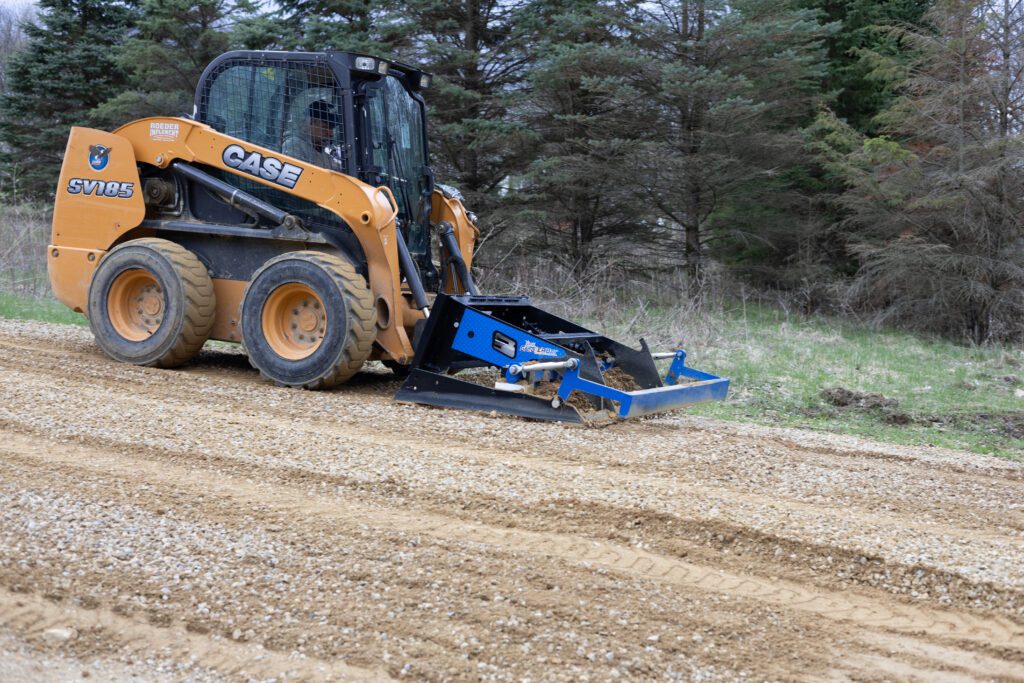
[87,238,216,367]
[241,251,376,389]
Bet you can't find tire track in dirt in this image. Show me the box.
[3,430,1022,654]
[829,631,1024,682]
[3,343,1021,540]
[3,321,1024,680]
[4,333,1021,496]
[0,436,832,681]
[0,587,391,681]
[4,352,1023,610]
[3,330,1020,477]
[4,330,1021,495]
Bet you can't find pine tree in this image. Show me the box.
[800,0,930,134]
[518,0,641,272]
[827,0,1024,343]
[612,0,831,281]
[269,0,405,54]
[0,4,33,96]
[90,0,237,127]
[394,0,538,231]
[0,0,135,199]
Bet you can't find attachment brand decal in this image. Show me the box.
[519,340,561,357]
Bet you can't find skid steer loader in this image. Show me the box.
[48,50,728,422]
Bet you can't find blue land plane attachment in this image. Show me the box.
[394,294,729,423]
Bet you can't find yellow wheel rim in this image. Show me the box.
[262,283,327,360]
[107,269,164,342]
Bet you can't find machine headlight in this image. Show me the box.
[354,56,376,72]
[378,61,390,75]
[419,74,432,89]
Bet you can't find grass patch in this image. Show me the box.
[0,292,88,326]
[683,305,1024,460]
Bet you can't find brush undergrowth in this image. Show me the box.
[0,202,51,299]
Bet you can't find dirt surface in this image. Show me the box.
[0,318,1022,682]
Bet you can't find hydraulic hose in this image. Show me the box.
[170,161,299,229]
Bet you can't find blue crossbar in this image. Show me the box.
[557,363,730,419]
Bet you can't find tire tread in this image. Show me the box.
[99,238,216,368]
[242,251,376,389]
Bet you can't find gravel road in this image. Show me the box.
[0,317,1022,681]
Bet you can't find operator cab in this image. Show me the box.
[193,50,435,256]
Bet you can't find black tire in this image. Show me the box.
[241,251,376,389]
[87,238,216,368]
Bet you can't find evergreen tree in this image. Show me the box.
[91,0,237,127]
[395,0,538,233]
[611,0,831,281]
[0,4,33,96]
[824,0,1024,342]
[268,0,405,54]
[519,0,642,272]
[0,0,135,199]
[801,0,930,134]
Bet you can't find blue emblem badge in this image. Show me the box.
[88,145,110,171]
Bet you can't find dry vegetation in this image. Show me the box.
[0,201,49,298]
[479,256,1023,458]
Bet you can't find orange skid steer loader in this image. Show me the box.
[48,50,728,422]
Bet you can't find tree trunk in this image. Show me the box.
[463,0,482,193]
[683,0,706,282]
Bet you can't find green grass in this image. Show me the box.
[0,292,88,326]
[683,305,1024,460]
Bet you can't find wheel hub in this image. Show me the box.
[262,284,327,360]
[108,269,164,341]
[140,285,164,317]
[297,306,319,332]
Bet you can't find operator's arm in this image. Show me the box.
[281,136,311,164]
[324,146,346,172]
[283,136,343,173]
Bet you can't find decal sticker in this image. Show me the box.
[88,145,110,171]
[66,178,135,198]
[520,340,561,357]
[149,121,180,142]
[221,144,303,189]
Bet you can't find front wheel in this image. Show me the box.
[241,251,377,389]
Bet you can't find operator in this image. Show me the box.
[283,100,344,171]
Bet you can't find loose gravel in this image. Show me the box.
[0,318,1022,682]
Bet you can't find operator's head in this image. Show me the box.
[308,100,339,145]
